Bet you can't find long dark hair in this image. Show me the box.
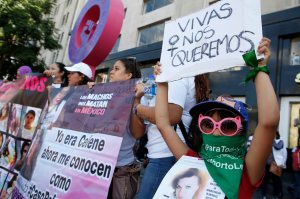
[78,73,91,85]
[194,73,210,103]
[118,58,142,79]
[55,62,68,87]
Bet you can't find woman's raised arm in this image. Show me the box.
[155,82,189,159]
[245,37,280,185]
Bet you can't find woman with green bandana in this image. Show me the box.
[154,37,279,199]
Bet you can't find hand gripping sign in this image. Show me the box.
[69,0,124,68]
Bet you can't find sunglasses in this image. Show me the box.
[198,114,242,136]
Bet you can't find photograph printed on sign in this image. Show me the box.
[0,172,17,198]
[7,104,22,137]
[20,129,45,181]
[20,106,42,140]
[0,137,17,169]
[0,102,10,132]
[14,140,31,172]
[0,169,17,197]
[0,133,6,152]
[43,87,71,129]
[153,156,226,199]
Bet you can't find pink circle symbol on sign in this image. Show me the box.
[69,0,124,67]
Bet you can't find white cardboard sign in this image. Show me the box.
[153,156,226,199]
[157,0,262,82]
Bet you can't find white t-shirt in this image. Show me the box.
[51,83,62,88]
[144,77,196,158]
[0,119,8,132]
[22,127,35,140]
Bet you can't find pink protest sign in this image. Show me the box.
[68,0,124,67]
[12,80,136,199]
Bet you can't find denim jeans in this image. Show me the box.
[135,156,176,199]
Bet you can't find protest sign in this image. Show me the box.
[12,80,136,199]
[153,156,225,199]
[157,0,262,82]
[0,74,49,197]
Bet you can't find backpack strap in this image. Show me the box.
[178,120,190,145]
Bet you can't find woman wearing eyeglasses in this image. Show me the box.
[155,37,279,199]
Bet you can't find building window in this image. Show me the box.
[53,5,60,15]
[58,32,64,43]
[290,36,300,65]
[61,13,69,26]
[289,102,300,147]
[95,72,108,83]
[66,0,72,6]
[52,51,58,63]
[144,0,173,13]
[111,36,121,53]
[138,22,165,46]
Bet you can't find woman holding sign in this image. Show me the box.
[154,38,279,199]
[42,62,92,129]
[43,62,68,88]
[87,57,143,198]
[65,62,92,86]
[132,71,209,199]
[106,57,143,199]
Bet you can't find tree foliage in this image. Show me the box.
[0,0,61,79]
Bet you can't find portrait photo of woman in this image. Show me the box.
[172,168,202,199]
[7,104,22,137]
[20,129,45,181]
[14,141,30,172]
[0,103,10,132]
[42,86,70,129]
[154,165,209,199]
[0,138,17,169]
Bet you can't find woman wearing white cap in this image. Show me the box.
[41,62,92,129]
[65,62,92,86]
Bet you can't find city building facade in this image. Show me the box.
[41,0,300,148]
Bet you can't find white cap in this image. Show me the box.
[65,62,92,79]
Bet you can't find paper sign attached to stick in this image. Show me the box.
[157,0,263,82]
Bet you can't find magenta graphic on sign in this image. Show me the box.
[68,0,124,67]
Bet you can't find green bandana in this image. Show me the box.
[200,134,247,199]
[242,50,270,84]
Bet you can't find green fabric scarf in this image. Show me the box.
[200,134,247,199]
